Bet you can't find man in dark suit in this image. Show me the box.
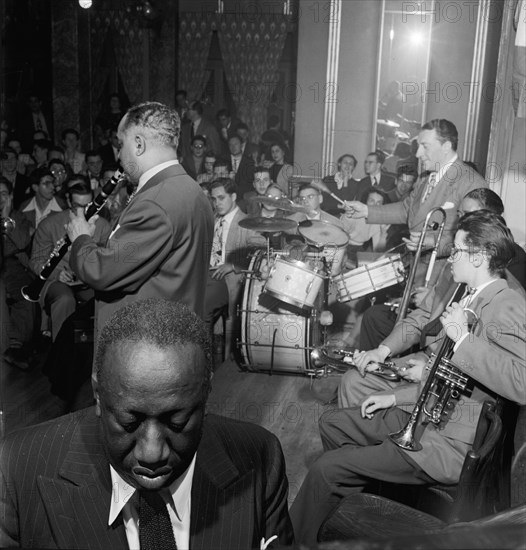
[290,211,526,546]
[66,101,214,337]
[181,134,207,181]
[0,298,294,549]
[97,127,120,167]
[228,134,255,200]
[0,147,31,209]
[355,150,396,200]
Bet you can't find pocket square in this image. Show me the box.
[441,201,455,209]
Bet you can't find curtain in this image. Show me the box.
[178,12,214,101]
[217,15,290,142]
[89,10,112,118]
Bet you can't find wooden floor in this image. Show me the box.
[0,348,343,503]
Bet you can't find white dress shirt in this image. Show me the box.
[215,206,239,264]
[108,455,196,550]
[137,160,180,192]
[22,196,63,227]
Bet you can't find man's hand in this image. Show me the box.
[402,230,436,252]
[58,268,76,284]
[441,302,468,342]
[398,357,426,383]
[66,210,97,242]
[361,394,396,419]
[352,346,390,376]
[340,201,368,219]
[412,286,429,308]
[210,263,234,280]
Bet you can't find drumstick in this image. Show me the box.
[310,179,347,206]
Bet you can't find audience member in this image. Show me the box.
[85,150,104,190]
[48,145,66,162]
[182,100,221,159]
[30,138,51,173]
[18,94,52,151]
[228,134,255,199]
[264,142,293,196]
[182,134,207,180]
[98,127,120,166]
[62,128,86,174]
[0,177,37,370]
[322,153,360,215]
[48,158,69,205]
[355,150,396,199]
[236,121,259,162]
[0,298,294,549]
[1,147,30,209]
[20,166,63,232]
[216,108,241,155]
[213,158,233,180]
[196,152,216,186]
[30,176,111,341]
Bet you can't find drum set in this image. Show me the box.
[236,195,407,377]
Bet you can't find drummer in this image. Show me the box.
[240,166,272,215]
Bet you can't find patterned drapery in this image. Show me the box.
[217,15,290,142]
[89,8,144,110]
[178,12,215,102]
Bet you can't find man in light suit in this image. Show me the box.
[344,119,487,287]
[290,210,526,546]
[66,101,214,336]
[0,299,294,549]
[204,178,264,356]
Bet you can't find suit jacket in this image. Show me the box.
[181,118,222,159]
[223,209,265,315]
[181,155,205,181]
[388,279,526,484]
[231,155,255,200]
[30,209,111,303]
[356,173,395,201]
[0,408,294,549]
[97,142,119,167]
[70,164,214,333]
[367,159,487,252]
[10,173,31,210]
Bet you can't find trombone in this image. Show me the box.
[396,207,447,322]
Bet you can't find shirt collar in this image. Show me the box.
[108,454,196,526]
[21,196,63,214]
[218,206,239,226]
[469,278,499,301]
[433,153,458,184]
[137,160,179,192]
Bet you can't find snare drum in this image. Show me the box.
[334,254,406,302]
[264,256,325,310]
[239,251,322,373]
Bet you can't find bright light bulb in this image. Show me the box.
[389,28,395,41]
[79,0,93,9]
[410,32,423,45]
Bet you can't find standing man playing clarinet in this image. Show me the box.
[66,102,214,332]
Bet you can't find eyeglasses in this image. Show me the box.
[192,144,205,149]
[449,246,480,261]
[51,169,66,176]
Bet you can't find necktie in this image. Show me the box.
[421,172,437,203]
[419,284,475,347]
[139,490,177,550]
[35,115,42,131]
[210,218,225,267]
[232,157,239,173]
[191,123,196,139]
[372,176,377,187]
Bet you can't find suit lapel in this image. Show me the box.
[190,419,257,550]
[38,409,128,550]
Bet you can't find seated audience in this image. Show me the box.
[196,152,216,186]
[48,145,66,162]
[236,122,259,163]
[260,115,291,160]
[0,298,294,549]
[355,150,396,199]
[240,166,272,215]
[216,108,241,156]
[30,138,51,173]
[85,149,104,190]
[290,210,526,546]
[62,128,86,174]
[1,147,30,209]
[182,134,207,181]
[0,177,37,370]
[98,126,120,166]
[264,142,293,196]
[20,166,63,233]
[48,158,69,205]
[29,176,111,340]
[6,138,32,175]
[213,158,233,180]
[181,100,221,159]
[204,179,263,356]
[322,153,360,215]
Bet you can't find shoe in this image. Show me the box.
[3,347,31,371]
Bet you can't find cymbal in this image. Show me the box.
[298,219,349,247]
[248,195,312,214]
[238,216,298,233]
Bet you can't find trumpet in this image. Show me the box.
[21,169,126,302]
[1,217,16,234]
[310,347,405,381]
[396,207,447,322]
[389,283,476,451]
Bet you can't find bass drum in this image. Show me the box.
[239,250,323,374]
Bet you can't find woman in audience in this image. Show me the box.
[264,142,293,196]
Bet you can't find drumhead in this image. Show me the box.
[298,220,349,248]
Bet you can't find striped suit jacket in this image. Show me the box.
[0,408,294,549]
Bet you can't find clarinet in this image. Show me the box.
[21,169,126,302]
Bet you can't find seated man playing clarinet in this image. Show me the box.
[290,210,526,547]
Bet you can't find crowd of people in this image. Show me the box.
[1,98,525,549]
